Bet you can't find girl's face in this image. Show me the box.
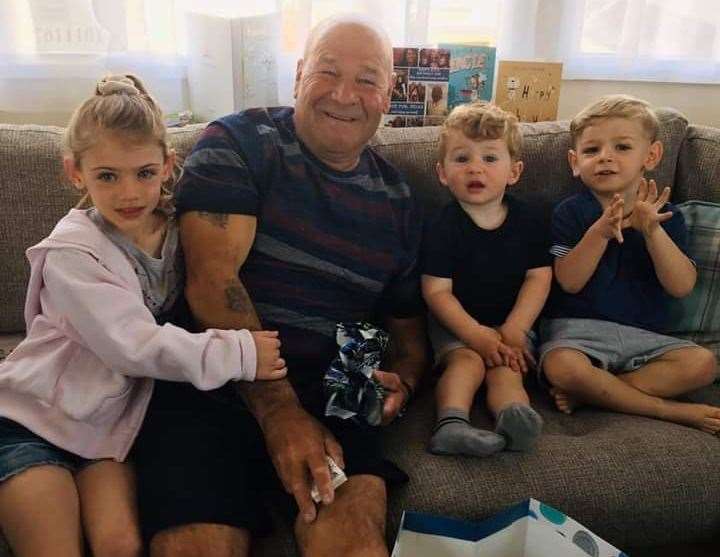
[65,132,174,243]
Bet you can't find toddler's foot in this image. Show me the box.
[495,403,543,451]
[550,388,581,414]
[428,409,505,457]
[660,400,720,435]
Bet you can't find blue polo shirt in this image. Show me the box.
[546,188,689,332]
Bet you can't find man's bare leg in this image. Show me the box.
[295,475,387,557]
[150,524,250,557]
[544,347,720,433]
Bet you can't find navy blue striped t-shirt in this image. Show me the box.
[175,107,423,390]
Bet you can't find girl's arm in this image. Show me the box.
[43,248,257,389]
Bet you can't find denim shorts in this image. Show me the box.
[538,318,698,379]
[0,417,93,483]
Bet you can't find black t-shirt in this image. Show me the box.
[422,195,552,327]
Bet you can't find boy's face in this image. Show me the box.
[437,129,523,208]
[569,117,663,197]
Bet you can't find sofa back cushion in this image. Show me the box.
[0,108,690,333]
[0,123,207,333]
[674,124,720,204]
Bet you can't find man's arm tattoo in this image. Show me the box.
[198,211,229,228]
[224,283,262,329]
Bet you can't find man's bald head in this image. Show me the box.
[302,15,394,80]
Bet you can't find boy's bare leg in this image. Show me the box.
[75,460,142,557]
[544,348,720,433]
[150,524,250,557]
[295,475,387,557]
[486,367,543,451]
[0,465,83,557]
[428,348,506,456]
[617,346,717,397]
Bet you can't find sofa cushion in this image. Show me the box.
[665,201,720,361]
[0,123,207,334]
[675,124,720,204]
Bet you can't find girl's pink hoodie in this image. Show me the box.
[0,209,257,461]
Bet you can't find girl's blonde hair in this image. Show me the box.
[64,74,176,208]
[438,101,523,161]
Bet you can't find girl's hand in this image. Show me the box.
[590,194,625,243]
[251,331,287,380]
[623,178,672,236]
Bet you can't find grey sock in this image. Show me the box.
[495,403,543,452]
[428,408,506,457]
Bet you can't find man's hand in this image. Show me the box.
[623,178,672,236]
[590,193,625,243]
[260,403,344,523]
[468,325,520,372]
[373,369,410,425]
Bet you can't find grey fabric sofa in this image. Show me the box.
[1,108,719,556]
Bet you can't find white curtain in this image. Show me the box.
[1,0,719,121]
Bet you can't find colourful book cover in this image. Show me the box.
[494,61,563,122]
[439,44,496,109]
[385,47,450,127]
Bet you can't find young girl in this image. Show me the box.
[0,74,286,557]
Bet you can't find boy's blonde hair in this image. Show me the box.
[438,101,523,161]
[64,74,175,208]
[570,94,660,145]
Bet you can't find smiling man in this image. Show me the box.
[130,15,428,557]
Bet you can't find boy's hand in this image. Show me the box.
[496,322,535,373]
[251,330,288,380]
[623,178,672,236]
[469,325,521,372]
[590,194,625,244]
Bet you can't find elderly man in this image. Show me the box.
[131,15,428,557]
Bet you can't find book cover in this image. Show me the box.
[439,44,496,109]
[385,47,450,128]
[495,61,562,123]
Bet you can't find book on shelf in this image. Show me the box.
[439,43,496,109]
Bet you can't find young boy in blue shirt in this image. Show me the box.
[422,101,551,457]
[540,94,719,434]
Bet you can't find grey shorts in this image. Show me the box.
[0,417,95,483]
[538,318,697,379]
[428,314,537,364]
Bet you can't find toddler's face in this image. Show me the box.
[437,130,522,208]
[66,132,173,243]
[569,117,662,198]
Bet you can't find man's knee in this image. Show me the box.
[543,348,592,388]
[296,475,387,557]
[92,529,143,557]
[150,523,250,557]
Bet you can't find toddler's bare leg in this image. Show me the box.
[544,347,720,433]
[429,348,506,456]
[486,366,542,451]
[618,346,717,397]
[0,465,83,557]
[76,460,143,557]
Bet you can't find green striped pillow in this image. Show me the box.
[666,201,720,364]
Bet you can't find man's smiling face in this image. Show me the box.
[292,21,392,171]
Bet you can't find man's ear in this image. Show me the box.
[568,149,580,177]
[436,161,448,187]
[293,59,304,100]
[381,72,396,114]
[63,156,83,190]
[643,140,663,171]
[507,160,524,186]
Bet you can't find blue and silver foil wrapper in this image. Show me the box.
[324,322,389,426]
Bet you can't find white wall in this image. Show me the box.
[558,80,720,128]
[2,79,720,128]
